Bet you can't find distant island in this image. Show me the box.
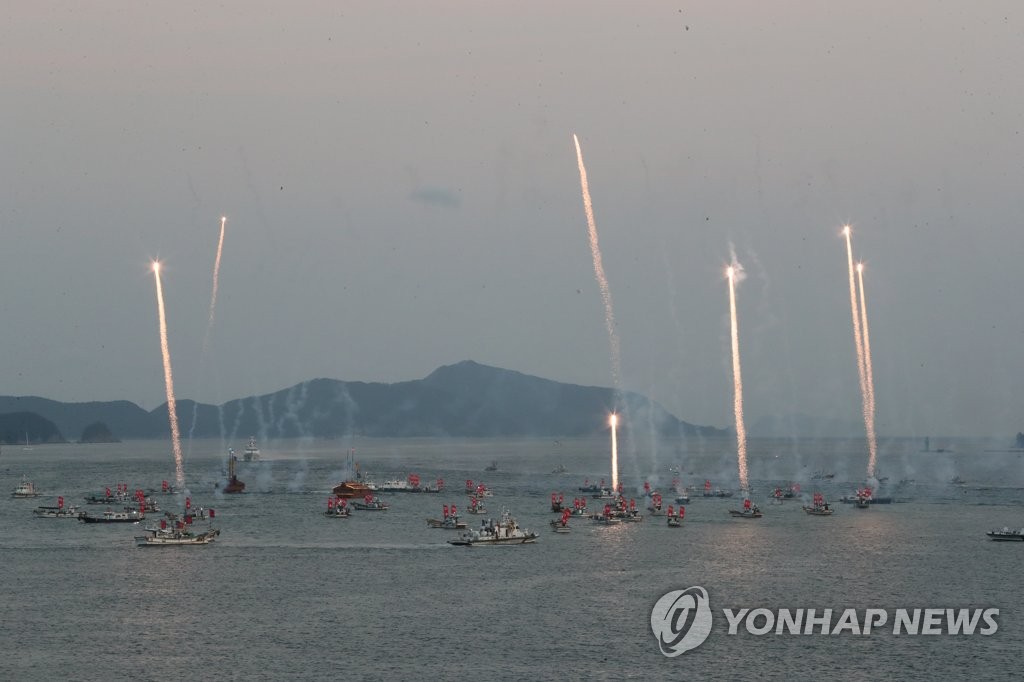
[0,361,727,441]
[0,411,65,444]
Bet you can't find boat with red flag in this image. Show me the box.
[136,511,219,546]
[702,480,734,498]
[324,496,351,518]
[647,492,665,516]
[33,496,79,518]
[729,498,763,519]
[467,495,487,515]
[448,509,537,545]
[802,492,833,515]
[666,505,684,527]
[426,504,467,529]
[550,508,572,533]
[375,474,443,493]
[352,494,389,511]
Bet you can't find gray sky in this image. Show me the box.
[3,3,1022,437]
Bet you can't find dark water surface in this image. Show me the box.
[1,437,1021,680]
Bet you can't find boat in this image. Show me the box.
[484,461,498,472]
[647,492,664,516]
[590,487,617,500]
[550,492,566,512]
[467,496,487,515]
[448,509,537,546]
[701,480,734,498]
[243,436,260,462]
[666,505,684,527]
[375,474,443,494]
[135,518,219,546]
[950,476,967,486]
[34,497,79,518]
[351,494,389,511]
[550,509,572,533]
[216,453,246,494]
[78,508,145,523]
[551,464,568,474]
[987,527,1024,542]
[578,479,607,494]
[426,505,467,529]
[333,480,374,498]
[324,496,351,518]
[811,470,835,480]
[12,476,40,498]
[802,492,833,516]
[729,499,762,519]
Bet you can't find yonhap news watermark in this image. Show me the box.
[651,586,999,657]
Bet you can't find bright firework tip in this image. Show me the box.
[609,413,618,428]
[152,260,161,273]
[842,224,851,236]
[857,262,865,274]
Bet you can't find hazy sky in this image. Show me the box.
[3,3,1023,437]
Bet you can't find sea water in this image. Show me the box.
[0,437,1020,680]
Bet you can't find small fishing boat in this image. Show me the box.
[467,496,487,515]
[550,492,565,512]
[351,494,389,511]
[34,497,79,518]
[426,505,466,529]
[729,499,762,519]
[484,461,498,472]
[666,505,684,527]
[987,527,1024,542]
[324,496,351,518]
[551,464,567,474]
[12,476,40,498]
[550,509,572,533]
[802,492,833,516]
[135,517,219,546]
[78,508,145,523]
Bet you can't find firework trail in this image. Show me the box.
[727,264,749,491]
[843,226,872,480]
[573,133,623,492]
[610,413,619,494]
[188,216,229,447]
[153,261,185,489]
[857,262,878,478]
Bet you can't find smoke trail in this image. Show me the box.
[727,263,749,491]
[857,263,878,477]
[152,262,185,489]
[843,226,871,480]
[573,133,622,492]
[188,216,229,448]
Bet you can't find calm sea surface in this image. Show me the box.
[1,436,1021,680]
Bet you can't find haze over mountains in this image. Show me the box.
[0,361,726,442]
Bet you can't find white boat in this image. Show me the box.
[551,464,568,474]
[427,515,467,530]
[12,476,40,498]
[243,436,260,462]
[136,519,219,546]
[987,527,1024,542]
[448,509,537,546]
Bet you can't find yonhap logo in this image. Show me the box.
[650,586,714,656]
